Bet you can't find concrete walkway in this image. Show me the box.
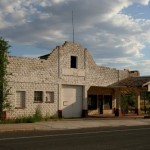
[0,118,150,132]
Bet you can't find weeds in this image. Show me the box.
[0,106,43,124]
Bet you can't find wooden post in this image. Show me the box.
[115,88,122,117]
[135,91,141,115]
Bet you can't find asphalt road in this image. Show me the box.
[0,126,150,150]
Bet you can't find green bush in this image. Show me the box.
[33,106,42,122]
[44,113,50,121]
[0,119,15,124]
[147,107,150,115]
[15,116,35,123]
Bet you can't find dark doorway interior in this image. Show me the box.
[98,95,103,114]
[88,94,113,115]
[88,95,97,110]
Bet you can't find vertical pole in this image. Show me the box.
[82,86,89,117]
[115,88,122,117]
[72,10,74,43]
[144,92,146,114]
[135,91,141,115]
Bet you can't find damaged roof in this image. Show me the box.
[109,76,150,88]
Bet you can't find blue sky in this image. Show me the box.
[0,0,150,76]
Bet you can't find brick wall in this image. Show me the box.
[6,41,135,118]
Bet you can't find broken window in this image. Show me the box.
[71,56,77,68]
[45,91,54,103]
[34,91,43,102]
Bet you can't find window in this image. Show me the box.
[34,91,43,102]
[16,91,25,108]
[71,56,77,68]
[104,95,112,110]
[45,91,54,103]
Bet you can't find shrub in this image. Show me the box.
[0,106,43,124]
[44,113,50,121]
[33,106,42,122]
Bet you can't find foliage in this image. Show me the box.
[44,112,50,121]
[121,95,128,114]
[141,91,150,102]
[0,107,43,124]
[0,116,36,124]
[140,91,150,113]
[147,107,150,115]
[121,93,136,114]
[0,37,11,120]
[127,93,136,107]
[15,116,36,123]
[33,106,42,122]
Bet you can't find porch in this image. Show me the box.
[87,87,115,116]
[87,76,150,117]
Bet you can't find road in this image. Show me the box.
[0,126,150,150]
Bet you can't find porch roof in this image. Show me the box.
[109,76,150,88]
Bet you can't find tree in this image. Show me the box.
[0,37,11,120]
[121,93,136,114]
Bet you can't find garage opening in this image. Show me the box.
[61,85,83,118]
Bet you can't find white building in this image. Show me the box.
[6,42,150,119]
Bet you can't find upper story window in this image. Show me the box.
[71,56,77,68]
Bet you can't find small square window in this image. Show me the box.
[45,91,54,103]
[71,56,77,68]
[34,91,43,102]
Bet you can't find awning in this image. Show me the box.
[109,76,150,88]
[108,76,150,94]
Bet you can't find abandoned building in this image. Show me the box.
[5,41,150,119]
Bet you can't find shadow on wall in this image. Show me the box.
[61,85,83,118]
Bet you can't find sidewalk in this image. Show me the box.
[0,118,150,132]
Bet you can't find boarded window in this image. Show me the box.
[46,91,54,103]
[34,91,43,102]
[16,91,25,108]
[71,56,77,68]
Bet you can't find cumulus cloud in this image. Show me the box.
[0,0,150,75]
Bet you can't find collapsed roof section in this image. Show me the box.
[109,76,150,88]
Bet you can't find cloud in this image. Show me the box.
[130,60,150,75]
[96,58,150,75]
[0,0,150,75]
[96,58,135,68]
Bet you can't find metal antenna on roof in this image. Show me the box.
[72,10,75,43]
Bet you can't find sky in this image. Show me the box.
[0,0,150,76]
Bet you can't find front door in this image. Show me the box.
[98,95,103,114]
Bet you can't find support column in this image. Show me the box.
[135,91,141,115]
[115,88,122,117]
[82,85,90,117]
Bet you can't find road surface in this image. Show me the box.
[0,125,150,150]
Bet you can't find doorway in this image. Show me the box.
[98,95,103,114]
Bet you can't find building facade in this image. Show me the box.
[6,41,141,119]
